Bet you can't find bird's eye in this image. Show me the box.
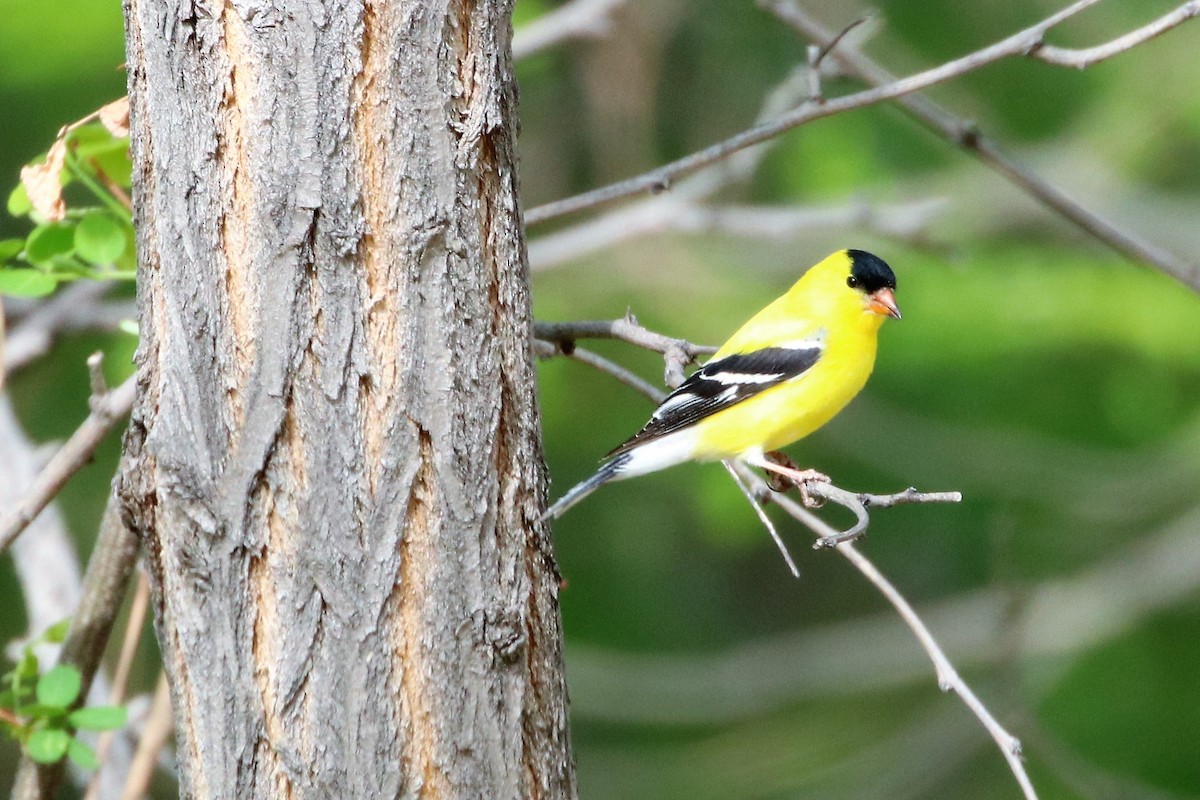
[846,276,859,289]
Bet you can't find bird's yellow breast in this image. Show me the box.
[690,321,879,460]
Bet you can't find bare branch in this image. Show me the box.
[540,342,666,403]
[523,38,949,280]
[830,537,1037,800]
[512,0,629,61]
[0,397,86,653]
[805,482,964,548]
[567,502,1200,725]
[766,1,1200,292]
[534,316,715,387]
[535,316,714,359]
[3,282,135,376]
[528,198,946,272]
[1029,1,1200,68]
[0,373,135,556]
[526,0,1130,224]
[730,462,1037,800]
[723,460,800,577]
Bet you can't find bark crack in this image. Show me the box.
[395,427,447,798]
[219,0,259,429]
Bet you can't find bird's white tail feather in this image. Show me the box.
[540,455,630,522]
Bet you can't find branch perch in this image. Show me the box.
[731,462,1037,800]
[804,482,963,548]
[535,316,716,388]
[0,366,135,556]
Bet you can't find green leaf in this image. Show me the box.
[36,666,81,709]
[41,619,72,645]
[26,728,71,764]
[7,184,32,217]
[74,211,126,265]
[0,689,16,710]
[66,737,99,770]
[0,238,24,262]
[0,269,57,298]
[27,728,70,763]
[68,705,126,731]
[24,223,75,264]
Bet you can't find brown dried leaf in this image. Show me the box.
[20,139,68,222]
[98,97,130,138]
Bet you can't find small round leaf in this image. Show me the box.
[7,184,32,217]
[26,728,71,764]
[0,238,24,262]
[36,665,82,708]
[24,223,75,264]
[0,269,57,298]
[75,211,126,265]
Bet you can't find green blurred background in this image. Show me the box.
[3,0,1200,797]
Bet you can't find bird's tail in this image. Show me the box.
[540,454,631,522]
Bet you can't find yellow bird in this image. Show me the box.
[542,249,901,522]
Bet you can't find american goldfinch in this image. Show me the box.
[542,249,900,521]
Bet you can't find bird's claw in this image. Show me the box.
[761,450,830,506]
[799,476,830,509]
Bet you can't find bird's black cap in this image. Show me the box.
[847,249,897,293]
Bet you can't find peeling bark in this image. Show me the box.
[119,0,575,797]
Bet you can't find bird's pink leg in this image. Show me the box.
[745,451,830,508]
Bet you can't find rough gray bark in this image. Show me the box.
[119,0,576,797]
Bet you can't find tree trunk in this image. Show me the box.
[118,0,575,797]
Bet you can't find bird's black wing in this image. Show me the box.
[607,342,824,457]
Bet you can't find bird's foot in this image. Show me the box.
[761,451,830,508]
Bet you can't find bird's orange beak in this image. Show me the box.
[868,287,902,320]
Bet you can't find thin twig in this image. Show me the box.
[528,198,946,271]
[2,282,134,377]
[804,482,964,548]
[765,0,1200,292]
[834,538,1036,800]
[512,0,629,61]
[566,502,1200,725]
[527,42,869,273]
[535,316,715,387]
[83,570,150,800]
[723,460,800,577]
[0,373,135,556]
[1028,1,1200,68]
[526,0,1200,229]
[535,317,715,359]
[741,467,1036,800]
[10,493,142,800]
[555,344,666,402]
[117,673,173,800]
